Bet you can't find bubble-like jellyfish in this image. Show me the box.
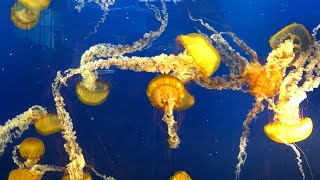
[146,74,195,148]
[177,33,221,77]
[10,1,40,30]
[169,171,192,180]
[62,172,92,180]
[18,137,45,167]
[8,168,42,180]
[269,23,312,52]
[18,0,51,11]
[33,113,62,136]
[76,79,111,106]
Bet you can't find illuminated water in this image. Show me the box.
[1,0,320,179]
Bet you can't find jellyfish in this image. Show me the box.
[18,137,45,167]
[76,79,111,106]
[10,1,40,30]
[169,171,192,180]
[0,106,47,156]
[177,33,221,77]
[33,113,63,136]
[8,168,42,180]
[187,14,320,179]
[146,74,195,149]
[62,172,92,180]
[264,117,313,144]
[50,1,169,178]
[18,0,51,11]
[269,23,312,52]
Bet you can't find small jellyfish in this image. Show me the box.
[146,74,194,148]
[177,33,220,77]
[62,172,92,180]
[76,79,111,106]
[18,0,51,11]
[169,171,192,180]
[8,168,42,180]
[11,2,40,30]
[19,137,45,167]
[34,113,62,136]
[269,23,312,52]
[264,117,313,144]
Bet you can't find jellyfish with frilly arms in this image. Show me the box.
[0,0,170,179]
[187,13,320,179]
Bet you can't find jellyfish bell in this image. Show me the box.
[11,1,40,30]
[146,74,194,149]
[34,113,62,136]
[19,0,51,11]
[169,171,192,180]
[176,33,220,77]
[76,79,111,106]
[269,23,312,53]
[62,172,92,180]
[264,117,313,144]
[146,74,194,111]
[8,168,42,180]
[19,137,45,167]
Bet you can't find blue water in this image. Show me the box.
[1,0,320,179]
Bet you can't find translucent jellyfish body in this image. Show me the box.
[11,2,40,30]
[76,79,111,106]
[34,114,62,136]
[19,138,45,167]
[146,74,194,148]
[177,33,220,77]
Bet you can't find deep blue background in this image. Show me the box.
[1,0,320,179]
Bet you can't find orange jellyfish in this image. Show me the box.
[18,0,51,11]
[18,137,45,167]
[62,172,92,180]
[169,171,192,180]
[8,168,42,180]
[11,2,40,30]
[264,86,313,144]
[269,23,312,52]
[242,61,283,98]
[76,79,111,106]
[33,113,62,136]
[177,33,221,77]
[146,74,195,149]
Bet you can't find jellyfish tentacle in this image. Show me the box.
[235,98,264,179]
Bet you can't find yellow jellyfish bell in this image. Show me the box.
[62,172,92,180]
[146,74,195,149]
[19,138,45,167]
[76,79,111,106]
[177,33,220,77]
[269,23,312,52]
[8,168,42,180]
[146,74,194,111]
[264,117,313,144]
[11,2,40,30]
[19,0,51,11]
[169,171,192,180]
[34,114,62,136]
